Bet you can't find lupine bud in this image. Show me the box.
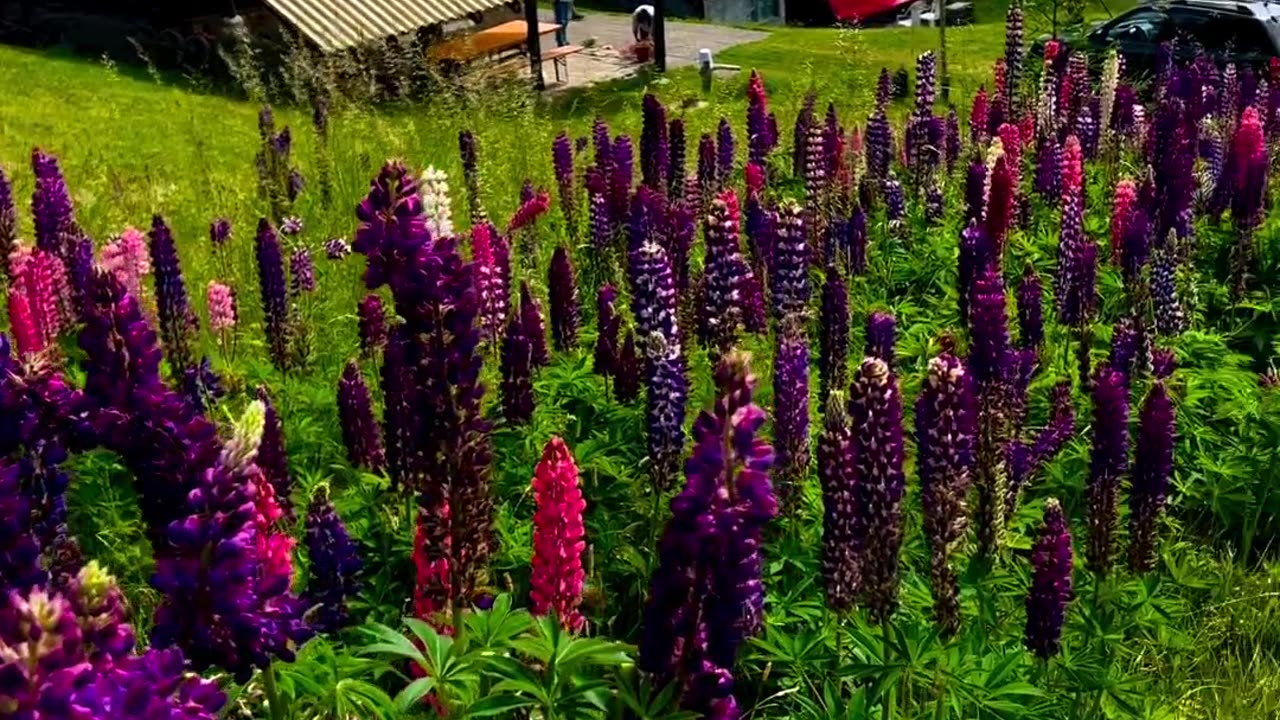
[917,353,976,637]
[501,314,535,425]
[256,386,295,519]
[304,488,363,633]
[699,190,745,357]
[697,133,717,199]
[818,271,849,402]
[717,117,736,184]
[338,361,385,472]
[1016,264,1044,353]
[668,118,687,198]
[866,110,892,182]
[615,330,640,403]
[611,136,635,224]
[865,310,896,368]
[773,326,810,507]
[553,132,576,230]
[530,437,587,631]
[1004,4,1025,105]
[1025,498,1073,659]
[771,202,808,323]
[1128,382,1175,573]
[945,106,962,170]
[819,391,860,611]
[548,246,580,352]
[594,284,620,378]
[794,94,817,177]
[851,357,906,622]
[1034,134,1060,201]
[1086,366,1128,577]
[206,281,237,332]
[520,282,550,367]
[255,219,291,370]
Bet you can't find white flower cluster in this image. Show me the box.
[420,165,454,239]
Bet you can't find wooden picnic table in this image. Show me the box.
[428,20,562,63]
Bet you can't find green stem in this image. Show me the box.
[882,617,894,720]
[262,662,286,720]
[933,644,947,720]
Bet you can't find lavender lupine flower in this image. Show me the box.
[698,190,745,357]
[553,132,577,231]
[647,341,689,491]
[31,149,79,259]
[281,216,304,236]
[866,110,892,182]
[520,282,550,367]
[594,285,620,380]
[1017,264,1044,355]
[615,330,640,403]
[290,247,316,295]
[501,314,535,425]
[0,168,17,283]
[770,202,808,323]
[917,352,977,636]
[818,271,849,402]
[549,246,580,352]
[325,238,351,259]
[1152,248,1187,336]
[1025,499,1073,659]
[819,392,860,611]
[641,94,669,190]
[638,352,775,719]
[865,310,896,368]
[630,239,680,354]
[1128,382,1175,573]
[668,118,687,199]
[255,219,291,370]
[338,361,384,472]
[1086,365,1129,577]
[357,293,386,355]
[883,177,906,225]
[773,327,810,508]
[851,357,906,622]
[149,215,196,374]
[304,488,363,633]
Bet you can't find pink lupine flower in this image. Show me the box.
[206,281,237,331]
[1110,180,1137,265]
[98,226,151,300]
[1060,135,1084,206]
[7,287,41,357]
[12,246,63,348]
[530,437,587,631]
[507,188,551,234]
[745,162,765,197]
[998,123,1022,173]
[472,223,507,347]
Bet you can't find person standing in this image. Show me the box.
[632,3,654,41]
[554,0,573,45]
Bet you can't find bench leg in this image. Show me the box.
[555,56,567,82]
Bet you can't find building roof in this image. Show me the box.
[262,0,513,51]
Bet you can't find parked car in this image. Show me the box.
[1030,0,1280,78]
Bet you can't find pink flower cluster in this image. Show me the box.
[507,188,551,234]
[530,436,587,631]
[1110,179,1138,265]
[1060,135,1084,205]
[99,226,151,300]
[8,246,69,358]
[207,281,237,331]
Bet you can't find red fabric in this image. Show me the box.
[828,0,912,22]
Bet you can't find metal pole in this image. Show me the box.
[654,0,667,72]
[526,0,544,89]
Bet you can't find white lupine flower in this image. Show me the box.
[420,165,454,239]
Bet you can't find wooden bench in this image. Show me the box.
[541,44,584,83]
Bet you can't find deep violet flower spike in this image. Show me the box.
[641,94,669,190]
[1086,365,1129,577]
[668,118,687,198]
[771,202,809,322]
[257,385,295,519]
[773,329,811,508]
[290,247,316,294]
[717,117,735,184]
[530,437,587,631]
[148,215,196,374]
[1025,498,1073,659]
[699,189,745,357]
[1017,264,1044,352]
[304,488,363,633]
[818,271,850,402]
[338,361,385,472]
[968,264,1011,387]
[917,353,977,637]
[865,311,896,368]
[520,282,550,368]
[819,392,860,610]
[594,284,620,378]
[31,149,78,258]
[851,357,906,623]
[615,331,641,403]
[501,314,535,424]
[357,293,387,355]
[255,219,291,370]
[0,168,17,282]
[1128,382,1175,573]
[548,246,580,352]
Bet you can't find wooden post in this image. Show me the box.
[525,0,545,89]
[654,0,667,72]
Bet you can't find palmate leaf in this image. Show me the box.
[360,622,428,666]
[332,679,398,719]
[463,693,538,717]
[394,676,437,711]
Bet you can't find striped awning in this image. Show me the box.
[262,0,513,51]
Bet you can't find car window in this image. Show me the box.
[1168,10,1275,57]
[1105,8,1168,42]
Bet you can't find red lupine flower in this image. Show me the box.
[530,437,587,631]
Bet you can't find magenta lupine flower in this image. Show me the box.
[206,281,237,332]
[717,117,735,184]
[818,271,849,401]
[1128,382,1175,572]
[507,187,551,235]
[501,314,535,425]
[865,310,896,368]
[304,487,363,633]
[699,189,745,357]
[747,70,773,166]
[851,357,906,622]
[1016,263,1044,355]
[639,352,776,719]
[1230,106,1268,291]
[641,94,669,190]
[1110,179,1138,266]
[530,437,587,631]
[984,154,1015,256]
[1025,498,1073,659]
[553,131,577,231]
[739,260,768,334]
[594,284,620,378]
[615,330,640,403]
[970,87,990,146]
[549,246,580,352]
[819,391,860,610]
[357,293,386,355]
[917,352,977,636]
[773,326,810,507]
[520,281,550,367]
[148,215,197,374]
[1086,365,1129,577]
[771,201,808,323]
[338,361,385,472]
[255,219,291,370]
[471,223,508,349]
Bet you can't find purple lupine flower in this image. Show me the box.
[148,215,196,374]
[641,94,669,190]
[501,314,535,424]
[1034,134,1060,201]
[744,189,772,272]
[794,93,817,178]
[668,118,687,199]
[1008,381,1075,512]
[209,218,232,249]
[849,207,868,276]
[615,330,640,403]
[771,202,808,323]
[256,385,295,519]
[520,281,550,367]
[1152,248,1187,336]
[818,271,849,402]
[819,391,860,610]
[31,149,78,259]
[1054,184,1096,328]
[181,355,225,414]
[824,103,843,181]
[866,110,892,182]
[1016,264,1044,357]
[1025,498,1073,659]
[281,216,304,236]
[851,357,906,622]
[968,264,1012,388]
[665,193,697,296]
[804,122,829,213]
[66,235,93,321]
[717,117,735,184]
[612,135,634,223]
[338,361,384,472]
[549,246,580,352]
[957,222,990,326]
[1086,365,1129,577]
[865,310,896,368]
[647,346,688,490]
[697,133,718,199]
[773,327,810,507]
[698,189,745,357]
[553,132,577,231]
[588,173,615,250]
[1150,97,1195,244]
[290,247,316,295]
[595,284,620,378]
[925,183,944,224]
[0,460,43,596]
[325,237,351,259]
[0,168,16,284]
[883,177,906,224]
[1128,382,1175,572]
[965,160,987,225]
[255,219,291,370]
[876,67,892,110]
[945,106,961,170]
[739,260,768,334]
[1004,4,1025,107]
[304,488,362,633]
[747,70,773,167]
[630,239,680,355]
[917,352,977,636]
[357,293,386,355]
[1108,316,1139,384]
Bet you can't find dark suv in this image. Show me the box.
[1032,0,1280,76]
